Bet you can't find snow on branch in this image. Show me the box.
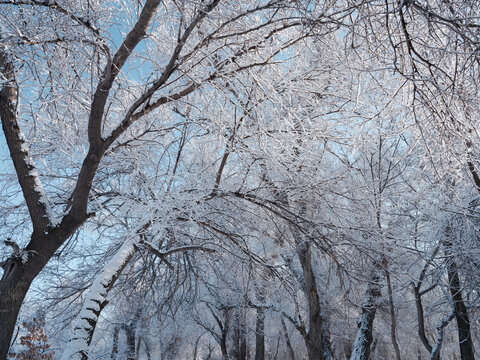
[0,50,57,230]
[140,241,216,270]
[60,238,137,360]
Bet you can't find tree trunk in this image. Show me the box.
[443,232,475,360]
[350,270,381,360]
[385,268,401,360]
[0,261,30,359]
[297,241,329,360]
[125,324,136,360]
[0,220,83,359]
[281,317,295,360]
[231,307,247,360]
[111,327,119,360]
[255,306,265,360]
[220,338,229,360]
[255,279,266,360]
[447,259,475,360]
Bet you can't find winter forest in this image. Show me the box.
[2,0,480,359]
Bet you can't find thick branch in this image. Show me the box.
[103,0,221,149]
[68,0,160,221]
[61,238,137,360]
[0,50,51,232]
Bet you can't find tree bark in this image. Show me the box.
[281,317,295,360]
[350,270,381,360]
[447,258,475,360]
[125,324,136,360]
[255,277,266,360]
[231,307,247,360]
[297,241,330,360]
[255,306,265,360]
[0,218,83,359]
[385,268,401,360]
[111,327,119,360]
[443,227,475,360]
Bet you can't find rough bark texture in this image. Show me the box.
[385,269,401,360]
[447,259,475,360]
[231,307,247,360]
[297,241,329,360]
[0,217,84,359]
[443,225,475,360]
[350,271,381,360]
[125,324,136,360]
[255,306,265,360]
[254,276,266,360]
[281,317,296,360]
[111,327,119,360]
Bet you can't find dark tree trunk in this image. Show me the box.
[254,277,266,360]
[111,327,119,360]
[0,262,30,359]
[231,308,247,360]
[297,241,329,360]
[442,231,475,360]
[281,317,295,360]
[125,324,136,360]
[447,260,475,360]
[220,338,228,360]
[0,220,82,359]
[350,271,381,360]
[255,306,265,360]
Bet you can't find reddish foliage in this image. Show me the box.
[8,317,54,360]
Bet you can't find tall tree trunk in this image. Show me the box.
[111,327,119,360]
[350,270,381,360]
[443,232,475,360]
[0,262,31,359]
[297,241,330,360]
[385,268,401,360]
[0,221,83,359]
[447,259,475,360]
[231,307,247,360]
[255,279,266,360]
[255,306,265,360]
[220,340,229,360]
[125,324,136,360]
[281,317,295,360]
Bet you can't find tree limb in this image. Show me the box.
[0,50,51,232]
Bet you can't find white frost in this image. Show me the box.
[60,238,137,360]
[18,128,60,226]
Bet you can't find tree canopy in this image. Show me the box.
[1,1,480,359]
